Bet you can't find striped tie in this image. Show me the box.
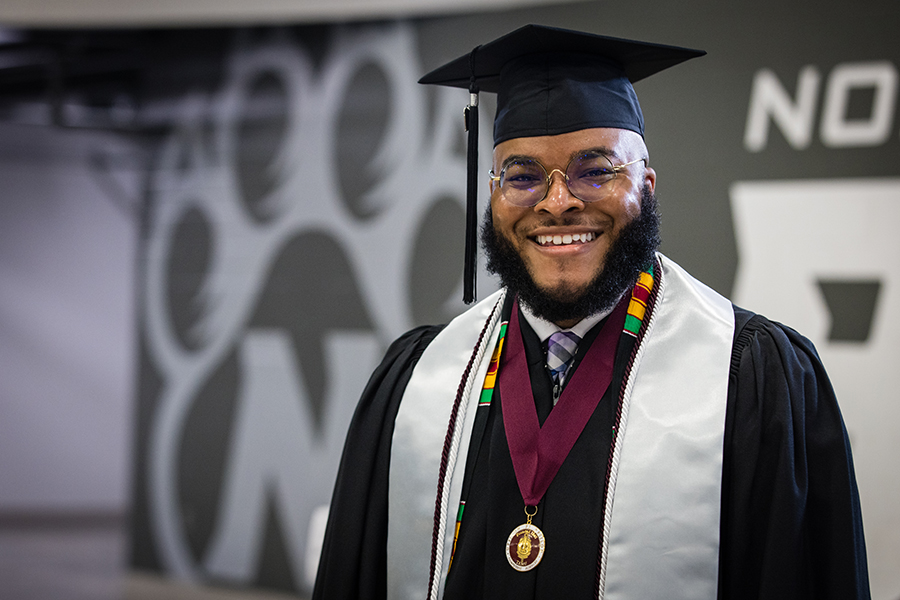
[546,330,581,387]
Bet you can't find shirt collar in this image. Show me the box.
[518,298,616,343]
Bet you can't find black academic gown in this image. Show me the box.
[312,298,870,600]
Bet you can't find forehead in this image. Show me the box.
[492,127,641,166]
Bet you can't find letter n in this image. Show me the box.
[744,66,820,152]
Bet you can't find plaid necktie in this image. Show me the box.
[546,330,581,387]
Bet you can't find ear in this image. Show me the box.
[643,165,657,194]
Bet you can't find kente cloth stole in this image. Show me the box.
[388,254,735,600]
[446,268,655,569]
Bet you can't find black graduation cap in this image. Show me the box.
[419,24,705,303]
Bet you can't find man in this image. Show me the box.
[313,25,869,600]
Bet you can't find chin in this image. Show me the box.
[531,273,602,306]
[535,278,591,300]
[527,257,608,301]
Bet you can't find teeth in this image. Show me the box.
[536,232,596,246]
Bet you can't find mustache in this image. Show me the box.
[522,215,611,230]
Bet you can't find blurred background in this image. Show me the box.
[0,0,897,598]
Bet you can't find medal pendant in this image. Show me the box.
[506,522,545,571]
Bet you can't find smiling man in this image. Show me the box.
[313,25,869,600]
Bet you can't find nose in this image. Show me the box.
[535,168,583,216]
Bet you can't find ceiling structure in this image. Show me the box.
[0,0,570,132]
[0,0,565,27]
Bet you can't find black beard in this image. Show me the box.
[481,186,661,324]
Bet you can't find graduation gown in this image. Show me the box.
[312,258,869,600]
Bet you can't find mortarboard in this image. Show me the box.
[418,24,705,304]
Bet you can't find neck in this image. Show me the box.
[553,316,582,329]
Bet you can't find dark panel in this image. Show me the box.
[252,496,299,593]
[334,61,391,220]
[165,206,213,352]
[409,195,465,325]
[177,349,240,563]
[817,279,882,342]
[249,231,375,433]
[129,331,164,571]
[235,70,290,223]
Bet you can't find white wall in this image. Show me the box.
[0,123,138,512]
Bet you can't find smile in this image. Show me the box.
[534,232,597,246]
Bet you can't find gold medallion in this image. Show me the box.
[506,523,545,571]
[506,506,545,571]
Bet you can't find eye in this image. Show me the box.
[506,172,542,183]
[580,166,614,178]
[570,155,616,186]
[502,161,545,189]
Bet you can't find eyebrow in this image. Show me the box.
[571,146,619,162]
[498,146,620,171]
[499,154,535,170]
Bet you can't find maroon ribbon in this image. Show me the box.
[500,296,628,506]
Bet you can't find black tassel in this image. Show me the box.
[463,47,480,304]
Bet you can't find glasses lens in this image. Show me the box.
[500,160,547,206]
[567,153,616,202]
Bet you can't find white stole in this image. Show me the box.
[388,255,735,599]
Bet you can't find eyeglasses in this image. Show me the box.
[489,153,647,207]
